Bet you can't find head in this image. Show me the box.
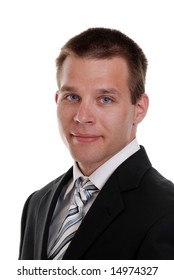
[55,28,149,175]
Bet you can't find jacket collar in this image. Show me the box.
[116,146,152,192]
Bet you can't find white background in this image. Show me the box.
[0,0,174,269]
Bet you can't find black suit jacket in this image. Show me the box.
[19,147,174,259]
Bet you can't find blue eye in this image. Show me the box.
[101,97,111,104]
[67,95,79,101]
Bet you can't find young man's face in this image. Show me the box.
[56,55,148,175]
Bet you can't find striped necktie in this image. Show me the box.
[48,177,98,260]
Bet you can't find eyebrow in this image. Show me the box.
[60,86,77,93]
[95,88,120,96]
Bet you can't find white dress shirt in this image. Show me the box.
[47,138,140,253]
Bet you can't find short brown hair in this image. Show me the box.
[56,28,148,104]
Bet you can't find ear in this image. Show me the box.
[134,93,149,125]
[55,91,59,103]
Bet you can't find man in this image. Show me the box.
[19,28,174,260]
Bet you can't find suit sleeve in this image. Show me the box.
[18,192,35,260]
[136,213,174,260]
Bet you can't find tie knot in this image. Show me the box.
[75,176,86,187]
[74,177,98,207]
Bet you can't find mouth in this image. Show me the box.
[70,133,101,143]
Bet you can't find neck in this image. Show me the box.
[77,157,112,176]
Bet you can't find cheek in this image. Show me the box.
[57,106,73,133]
[57,103,66,121]
[57,106,65,129]
[105,109,134,133]
[120,104,135,122]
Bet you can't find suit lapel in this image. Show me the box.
[35,167,73,259]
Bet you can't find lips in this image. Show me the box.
[71,133,101,143]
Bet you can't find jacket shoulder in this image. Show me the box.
[143,167,174,197]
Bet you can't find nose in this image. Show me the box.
[74,101,95,124]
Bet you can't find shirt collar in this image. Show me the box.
[73,138,140,190]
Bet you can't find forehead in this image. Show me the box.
[59,55,129,86]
